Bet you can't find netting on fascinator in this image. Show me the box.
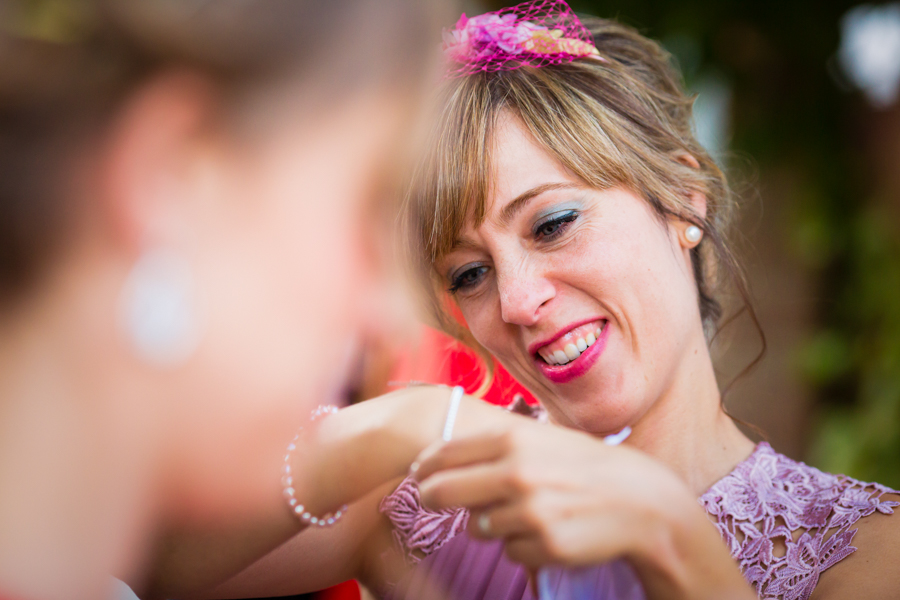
[442,0,601,78]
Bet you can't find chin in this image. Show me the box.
[545,380,643,435]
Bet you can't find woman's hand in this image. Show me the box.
[412,420,755,600]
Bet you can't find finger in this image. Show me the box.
[503,535,552,570]
[418,461,517,510]
[411,430,513,482]
[503,517,632,569]
[467,500,536,540]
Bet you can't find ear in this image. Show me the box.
[98,69,222,257]
[672,152,707,249]
[674,152,707,220]
[675,152,706,219]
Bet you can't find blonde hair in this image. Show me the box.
[404,16,758,392]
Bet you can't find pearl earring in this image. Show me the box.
[119,248,200,367]
[685,225,703,244]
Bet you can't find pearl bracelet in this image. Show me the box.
[282,404,348,527]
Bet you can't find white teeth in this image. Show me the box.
[538,324,607,366]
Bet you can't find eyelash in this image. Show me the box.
[533,210,579,241]
[448,210,580,294]
[449,265,488,293]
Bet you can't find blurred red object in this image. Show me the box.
[315,580,359,600]
[392,326,536,405]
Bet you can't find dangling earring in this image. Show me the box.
[684,225,703,245]
[119,248,201,367]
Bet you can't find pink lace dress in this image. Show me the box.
[380,442,898,600]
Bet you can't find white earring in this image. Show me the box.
[685,225,703,244]
[119,248,200,367]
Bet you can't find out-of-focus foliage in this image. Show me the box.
[806,208,900,488]
[484,0,900,487]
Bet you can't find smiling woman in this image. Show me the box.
[401,5,756,439]
[388,2,900,599]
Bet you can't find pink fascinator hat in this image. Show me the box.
[442,0,601,78]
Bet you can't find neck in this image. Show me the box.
[0,267,161,600]
[627,333,755,496]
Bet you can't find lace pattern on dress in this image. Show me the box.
[699,442,899,600]
[378,396,543,563]
[379,476,469,563]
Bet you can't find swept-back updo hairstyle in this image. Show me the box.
[0,0,442,305]
[405,16,760,386]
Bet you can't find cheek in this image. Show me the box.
[171,148,380,518]
[167,92,406,516]
[193,138,382,419]
[460,293,508,355]
[600,224,699,367]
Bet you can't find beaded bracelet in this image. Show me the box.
[282,405,348,527]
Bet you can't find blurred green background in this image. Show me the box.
[479,0,900,487]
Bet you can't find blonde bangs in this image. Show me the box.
[412,75,493,267]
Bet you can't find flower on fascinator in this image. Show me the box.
[443,13,538,62]
[442,0,601,77]
[523,28,599,56]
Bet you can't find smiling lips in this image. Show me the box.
[531,319,609,383]
[536,322,604,365]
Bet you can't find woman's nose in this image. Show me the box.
[496,260,555,326]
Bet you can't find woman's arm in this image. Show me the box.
[139,387,529,599]
[193,479,406,599]
[412,420,756,600]
[811,494,900,600]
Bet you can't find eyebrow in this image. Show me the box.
[499,182,582,226]
[443,181,583,276]
[443,238,481,280]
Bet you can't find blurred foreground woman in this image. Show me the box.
[0,1,442,599]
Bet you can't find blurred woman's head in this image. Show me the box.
[406,14,750,434]
[0,0,443,519]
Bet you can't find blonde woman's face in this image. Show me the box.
[437,114,706,434]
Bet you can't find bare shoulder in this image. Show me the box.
[812,492,900,600]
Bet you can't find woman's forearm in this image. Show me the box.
[298,386,513,513]
[142,386,511,599]
[293,387,452,515]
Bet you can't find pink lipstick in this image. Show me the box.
[533,319,610,384]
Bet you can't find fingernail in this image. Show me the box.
[409,461,420,479]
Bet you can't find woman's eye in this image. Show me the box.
[449,265,488,293]
[534,210,578,240]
